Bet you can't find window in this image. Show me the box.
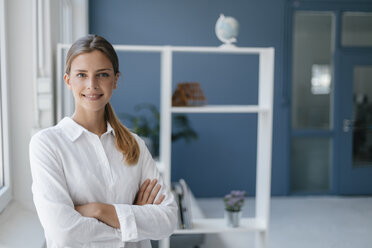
[0,0,11,213]
[0,25,2,189]
[291,11,334,129]
[342,12,372,47]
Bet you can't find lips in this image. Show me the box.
[81,93,104,100]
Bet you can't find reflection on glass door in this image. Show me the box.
[352,66,372,166]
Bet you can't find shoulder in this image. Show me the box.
[131,132,144,145]
[129,133,155,164]
[130,132,143,143]
[30,125,63,148]
[29,126,64,167]
[129,132,150,155]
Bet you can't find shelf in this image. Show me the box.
[95,44,272,54]
[171,46,273,54]
[171,105,269,113]
[174,218,266,234]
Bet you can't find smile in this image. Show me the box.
[81,94,104,100]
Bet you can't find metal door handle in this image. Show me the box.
[343,119,353,132]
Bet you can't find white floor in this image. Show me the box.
[196,196,372,248]
[2,197,371,248]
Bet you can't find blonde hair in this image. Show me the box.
[65,34,140,165]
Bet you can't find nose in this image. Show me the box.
[87,76,99,90]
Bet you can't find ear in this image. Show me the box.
[113,73,120,89]
[64,73,72,90]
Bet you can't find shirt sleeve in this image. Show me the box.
[29,131,122,247]
[113,137,178,242]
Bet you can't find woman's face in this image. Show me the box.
[64,50,119,114]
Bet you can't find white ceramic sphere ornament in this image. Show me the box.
[215,14,239,48]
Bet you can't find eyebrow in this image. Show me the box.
[73,68,113,72]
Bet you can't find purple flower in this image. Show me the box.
[223,190,247,212]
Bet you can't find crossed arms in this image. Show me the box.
[29,132,178,247]
[74,178,166,229]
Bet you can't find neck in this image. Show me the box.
[72,108,107,138]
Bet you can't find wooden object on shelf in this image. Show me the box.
[172,82,207,106]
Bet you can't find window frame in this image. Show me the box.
[0,0,11,213]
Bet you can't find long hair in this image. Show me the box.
[65,34,140,165]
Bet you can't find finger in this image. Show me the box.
[143,179,157,201]
[154,194,165,205]
[143,179,157,202]
[147,184,161,204]
[138,179,151,201]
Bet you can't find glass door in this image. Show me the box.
[338,52,372,195]
[290,11,334,193]
[290,7,372,194]
[337,11,372,195]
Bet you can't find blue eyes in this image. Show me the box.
[99,73,109,77]
[76,73,110,78]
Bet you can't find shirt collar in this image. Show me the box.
[58,117,115,142]
[106,121,115,136]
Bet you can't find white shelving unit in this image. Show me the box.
[159,46,274,248]
[57,44,274,248]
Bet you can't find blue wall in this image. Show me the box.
[89,0,289,197]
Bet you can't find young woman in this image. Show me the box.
[29,34,177,248]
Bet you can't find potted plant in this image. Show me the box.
[223,190,247,227]
[118,103,198,158]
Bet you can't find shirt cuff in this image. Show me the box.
[113,204,138,242]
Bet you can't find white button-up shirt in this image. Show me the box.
[29,117,177,248]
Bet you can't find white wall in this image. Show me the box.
[5,0,88,209]
[0,1,86,246]
[6,0,35,208]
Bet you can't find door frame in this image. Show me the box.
[284,0,372,195]
[336,50,372,194]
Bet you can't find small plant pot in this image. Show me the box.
[225,210,242,227]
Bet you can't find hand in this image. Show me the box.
[134,179,165,205]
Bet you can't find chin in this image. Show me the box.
[79,103,108,112]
